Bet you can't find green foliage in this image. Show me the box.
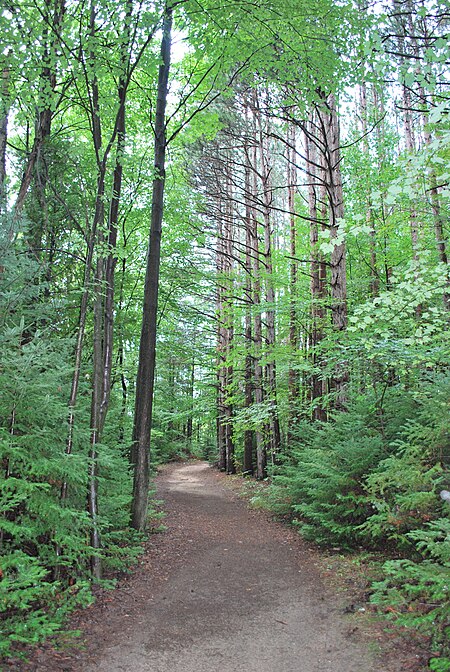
[361,374,450,548]
[0,551,92,656]
[0,224,143,658]
[370,518,450,669]
[269,408,385,547]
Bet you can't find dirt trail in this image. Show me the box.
[11,461,382,672]
[81,461,375,672]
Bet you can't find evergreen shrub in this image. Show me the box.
[0,224,144,658]
[269,407,385,547]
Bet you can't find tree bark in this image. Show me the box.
[216,199,227,471]
[0,64,10,212]
[319,93,348,409]
[359,82,379,297]
[131,7,172,531]
[243,106,254,474]
[287,123,299,418]
[255,90,281,461]
[305,116,327,421]
[98,0,131,435]
[14,0,65,216]
[249,100,266,479]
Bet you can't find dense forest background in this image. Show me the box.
[1,0,449,668]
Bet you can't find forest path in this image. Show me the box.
[78,461,375,672]
[11,461,381,671]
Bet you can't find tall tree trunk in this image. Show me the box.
[305,116,327,421]
[417,85,449,308]
[84,0,107,578]
[392,0,420,263]
[220,156,235,475]
[243,108,254,474]
[287,123,299,421]
[249,99,266,479]
[0,64,10,212]
[319,93,348,409]
[98,0,131,435]
[255,91,281,461]
[131,7,172,531]
[372,85,392,289]
[88,252,103,580]
[216,200,227,471]
[186,346,195,446]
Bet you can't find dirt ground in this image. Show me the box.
[4,461,430,671]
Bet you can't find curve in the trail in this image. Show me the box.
[83,461,375,672]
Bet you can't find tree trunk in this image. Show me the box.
[88,252,104,580]
[216,196,227,471]
[255,91,281,461]
[131,8,172,531]
[417,86,449,308]
[243,109,254,474]
[186,348,195,446]
[319,93,348,409]
[287,123,299,423]
[305,116,327,421]
[249,101,266,479]
[14,0,65,216]
[223,157,235,475]
[0,64,10,212]
[98,0,131,435]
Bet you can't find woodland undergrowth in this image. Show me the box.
[0,226,151,660]
[246,377,450,670]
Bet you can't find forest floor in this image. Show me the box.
[5,461,430,672]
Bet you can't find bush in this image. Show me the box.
[269,408,385,547]
[371,518,450,671]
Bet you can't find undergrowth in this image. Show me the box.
[254,376,450,670]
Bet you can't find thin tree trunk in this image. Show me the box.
[0,64,10,212]
[287,123,299,421]
[88,252,103,580]
[131,7,172,531]
[186,346,195,446]
[305,116,327,421]
[216,196,227,471]
[84,0,107,577]
[98,0,131,434]
[14,0,64,215]
[255,91,281,460]
[249,99,266,479]
[417,86,449,308]
[243,108,254,474]
[319,93,348,409]
[223,156,235,475]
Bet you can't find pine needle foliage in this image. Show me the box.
[269,407,386,547]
